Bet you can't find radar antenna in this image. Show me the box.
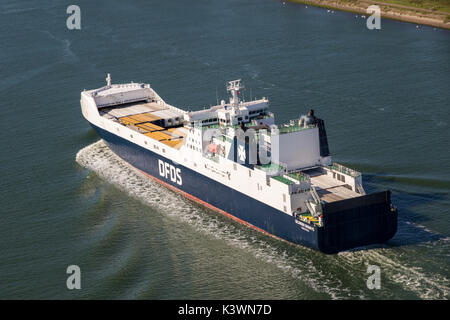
[227,79,245,110]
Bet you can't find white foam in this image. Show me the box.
[76,140,448,299]
[338,248,449,299]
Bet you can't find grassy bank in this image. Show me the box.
[379,0,450,13]
[289,0,450,29]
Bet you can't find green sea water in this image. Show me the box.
[0,0,449,299]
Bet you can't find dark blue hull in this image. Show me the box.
[90,123,397,253]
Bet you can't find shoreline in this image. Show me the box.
[289,0,450,30]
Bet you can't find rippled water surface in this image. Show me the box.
[0,0,449,299]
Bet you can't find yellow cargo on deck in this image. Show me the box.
[137,122,164,132]
[119,113,161,126]
[143,131,171,141]
[129,113,160,123]
[152,131,172,140]
[119,116,141,126]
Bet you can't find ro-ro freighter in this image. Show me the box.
[80,75,397,253]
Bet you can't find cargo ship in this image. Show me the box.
[80,75,397,253]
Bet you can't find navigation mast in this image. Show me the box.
[227,79,245,112]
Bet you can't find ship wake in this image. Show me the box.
[76,140,449,300]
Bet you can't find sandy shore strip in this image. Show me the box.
[289,0,450,30]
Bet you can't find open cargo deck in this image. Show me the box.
[99,101,187,149]
[302,168,360,203]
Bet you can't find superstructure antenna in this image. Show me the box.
[216,87,219,106]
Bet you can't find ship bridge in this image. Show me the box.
[184,80,272,128]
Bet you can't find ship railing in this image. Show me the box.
[330,162,361,178]
[255,161,287,175]
[285,171,310,183]
[278,122,316,134]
